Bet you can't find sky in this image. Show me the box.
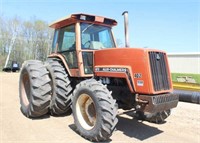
[0,0,199,53]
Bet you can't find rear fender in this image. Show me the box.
[48,53,78,77]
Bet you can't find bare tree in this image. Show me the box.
[0,15,53,70]
[4,17,21,68]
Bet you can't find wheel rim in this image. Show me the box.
[21,72,31,106]
[76,93,96,130]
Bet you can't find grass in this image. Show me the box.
[171,73,200,84]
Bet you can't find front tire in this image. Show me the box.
[72,79,118,141]
[19,60,51,118]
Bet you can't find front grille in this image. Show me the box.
[149,52,170,91]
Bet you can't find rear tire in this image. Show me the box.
[136,110,171,123]
[72,79,118,141]
[46,58,73,115]
[19,60,51,118]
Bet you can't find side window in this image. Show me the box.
[58,25,75,51]
[52,29,59,53]
[57,24,78,69]
[82,52,93,74]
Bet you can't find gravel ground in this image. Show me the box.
[0,73,200,143]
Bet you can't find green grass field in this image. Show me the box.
[171,73,200,84]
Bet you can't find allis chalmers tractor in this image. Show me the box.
[19,12,179,141]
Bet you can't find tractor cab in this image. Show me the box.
[49,13,117,77]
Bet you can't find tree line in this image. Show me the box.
[0,15,54,70]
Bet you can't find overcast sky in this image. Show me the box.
[0,0,199,53]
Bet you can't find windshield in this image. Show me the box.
[81,23,115,50]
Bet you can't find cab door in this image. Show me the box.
[57,24,78,69]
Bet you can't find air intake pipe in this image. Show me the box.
[122,11,130,47]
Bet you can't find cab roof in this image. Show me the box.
[49,13,117,29]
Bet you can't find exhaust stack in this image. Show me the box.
[122,11,130,47]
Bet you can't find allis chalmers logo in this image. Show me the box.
[156,54,160,60]
[95,67,127,72]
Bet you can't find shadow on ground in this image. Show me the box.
[69,124,113,142]
[69,114,163,142]
[116,115,163,141]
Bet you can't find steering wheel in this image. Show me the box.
[83,40,91,49]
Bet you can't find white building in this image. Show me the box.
[168,53,200,74]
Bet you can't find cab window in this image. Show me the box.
[58,25,76,51]
[81,23,115,50]
[52,29,59,53]
[57,24,78,69]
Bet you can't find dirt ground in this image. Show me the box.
[0,73,200,143]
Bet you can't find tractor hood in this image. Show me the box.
[94,48,173,94]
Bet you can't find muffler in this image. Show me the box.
[122,11,130,47]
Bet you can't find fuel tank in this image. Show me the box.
[94,48,173,94]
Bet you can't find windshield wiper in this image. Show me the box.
[82,23,94,33]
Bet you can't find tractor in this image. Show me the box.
[19,12,179,141]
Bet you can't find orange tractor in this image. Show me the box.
[19,12,178,141]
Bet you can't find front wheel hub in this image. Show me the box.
[76,93,97,130]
